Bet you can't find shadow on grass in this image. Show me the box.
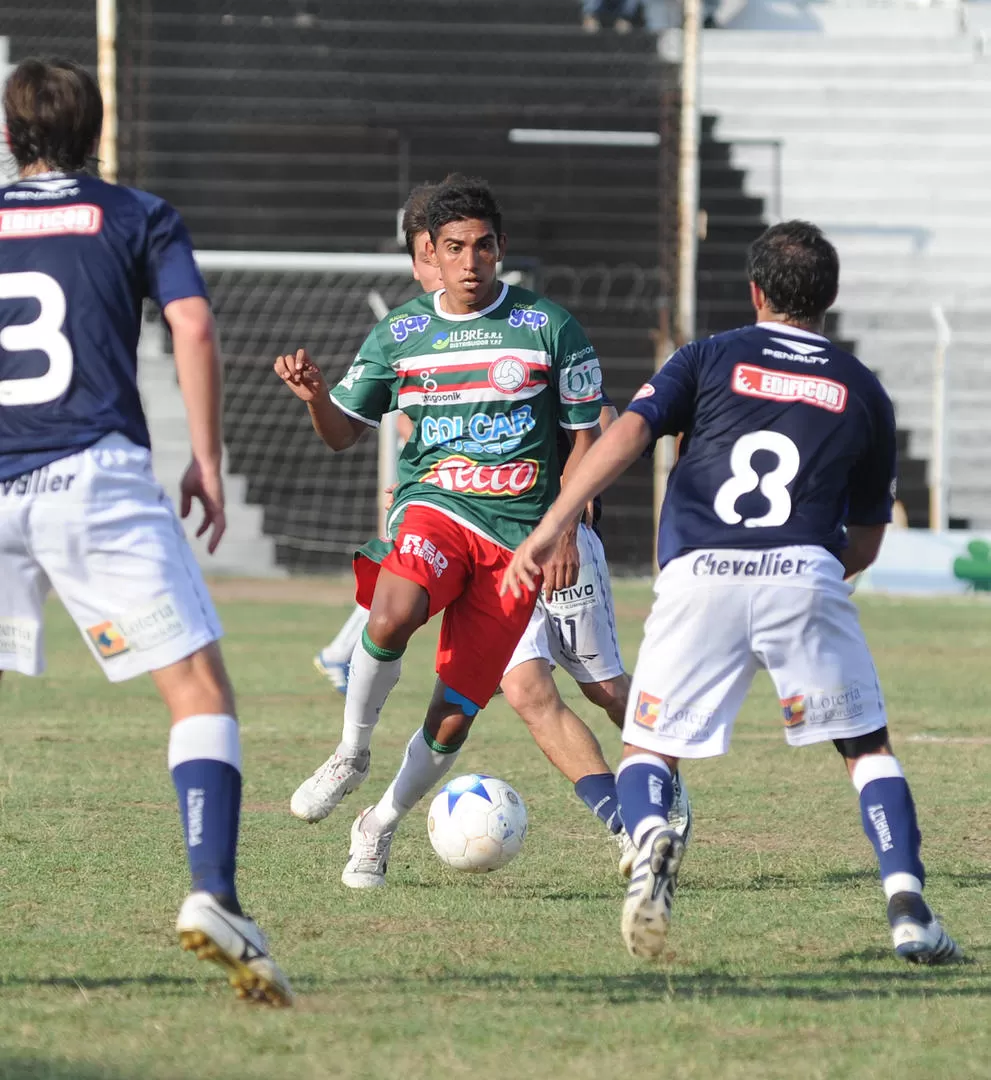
[2,1054,134,1080]
[1,972,324,993]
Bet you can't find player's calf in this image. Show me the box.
[579,672,630,730]
[839,729,963,964]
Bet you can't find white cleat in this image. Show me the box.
[341,807,394,889]
[616,829,637,878]
[668,771,694,848]
[176,891,294,1006]
[290,749,370,822]
[621,827,685,959]
[888,892,963,965]
[313,653,349,695]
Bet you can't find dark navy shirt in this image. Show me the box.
[0,172,208,481]
[627,323,896,568]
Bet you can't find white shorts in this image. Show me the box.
[624,545,886,758]
[0,434,222,682]
[504,523,625,685]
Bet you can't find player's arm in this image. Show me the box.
[504,348,697,598]
[164,296,227,552]
[843,386,898,579]
[274,348,369,450]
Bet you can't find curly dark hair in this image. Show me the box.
[426,174,502,241]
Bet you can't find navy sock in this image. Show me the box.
[169,714,243,913]
[616,755,673,847]
[574,772,622,834]
[853,756,925,893]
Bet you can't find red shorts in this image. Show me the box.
[354,504,538,708]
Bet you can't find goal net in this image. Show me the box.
[195,251,420,574]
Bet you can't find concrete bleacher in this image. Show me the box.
[701,16,991,527]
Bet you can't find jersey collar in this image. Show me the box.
[433,281,509,322]
[756,321,828,342]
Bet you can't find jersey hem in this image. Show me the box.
[395,500,512,551]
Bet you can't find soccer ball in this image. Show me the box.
[427,774,527,872]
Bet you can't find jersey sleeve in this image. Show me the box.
[846,385,897,525]
[625,343,699,438]
[554,316,604,429]
[143,196,209,308]
[328,328,395,428]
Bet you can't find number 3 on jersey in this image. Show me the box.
[0,271,74,406]
[713,430,800,528]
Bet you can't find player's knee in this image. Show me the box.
[580,673,630,723]
[833,726,891,761]
[366,608,418,653]
[501,663,561,725]
[153,642,236,723]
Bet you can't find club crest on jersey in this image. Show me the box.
[732,363,848,414]
[488,356,529,394]
[419,454,539,496]
[632,383,655,401]
[508,307,549,330]
[390,314,431,343]
[87,621,129,659]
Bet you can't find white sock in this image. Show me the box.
[321,605,370,665]
[339,633,402,757]
[371,727,460,832]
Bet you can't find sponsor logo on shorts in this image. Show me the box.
[508,307,549,330]
[87,599,187,659]
[399,533,449,577]
[634,691,663,729]
[0,618,37,661]
[420,455,539,497]
[488,356,530,395]
[780,685,865,729]
[431,328,503,351]
[87,621,130,659]
[1,468,76,496]
[732,363,847,414]
[0,204,103,238]
[390,314,431,343]
[560,357,603,404]
[633,691,714,741]
[420,405,535,455]
[547,581,597,612]
[632,383,655,401]
[692,552,810,578]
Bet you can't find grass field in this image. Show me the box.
[2,581,990,1080]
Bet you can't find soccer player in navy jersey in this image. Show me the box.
[504,221,961,965]
[0,58,292,1004]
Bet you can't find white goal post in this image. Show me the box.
[191,250,419,573]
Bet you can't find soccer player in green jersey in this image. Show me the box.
[275,175,614,884]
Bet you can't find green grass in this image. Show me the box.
[1,583,990,1080]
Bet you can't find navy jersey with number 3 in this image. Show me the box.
[627,322,896,568]
[0,172,208,481]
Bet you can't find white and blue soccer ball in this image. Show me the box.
[427,774,527,872]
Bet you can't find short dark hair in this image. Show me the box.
[3,58,103,172]
[746,221,839,321]
[401,183,437,256]
[426,174,502,241]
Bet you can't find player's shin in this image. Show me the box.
[851,754,925,897]
[616,752,675,847]
[575,772,622,834]
[340,627,404,757]
[369,723,467,832]
[168,713,243,912]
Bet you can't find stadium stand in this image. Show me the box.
[701,17,989,527]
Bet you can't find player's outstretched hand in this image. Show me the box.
[180,459,227,554]
[502,524,556,600]
[274,347,327,403]
[540,526,580,599]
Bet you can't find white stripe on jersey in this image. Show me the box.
[396,347,551,374]
[397,384,549,408]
